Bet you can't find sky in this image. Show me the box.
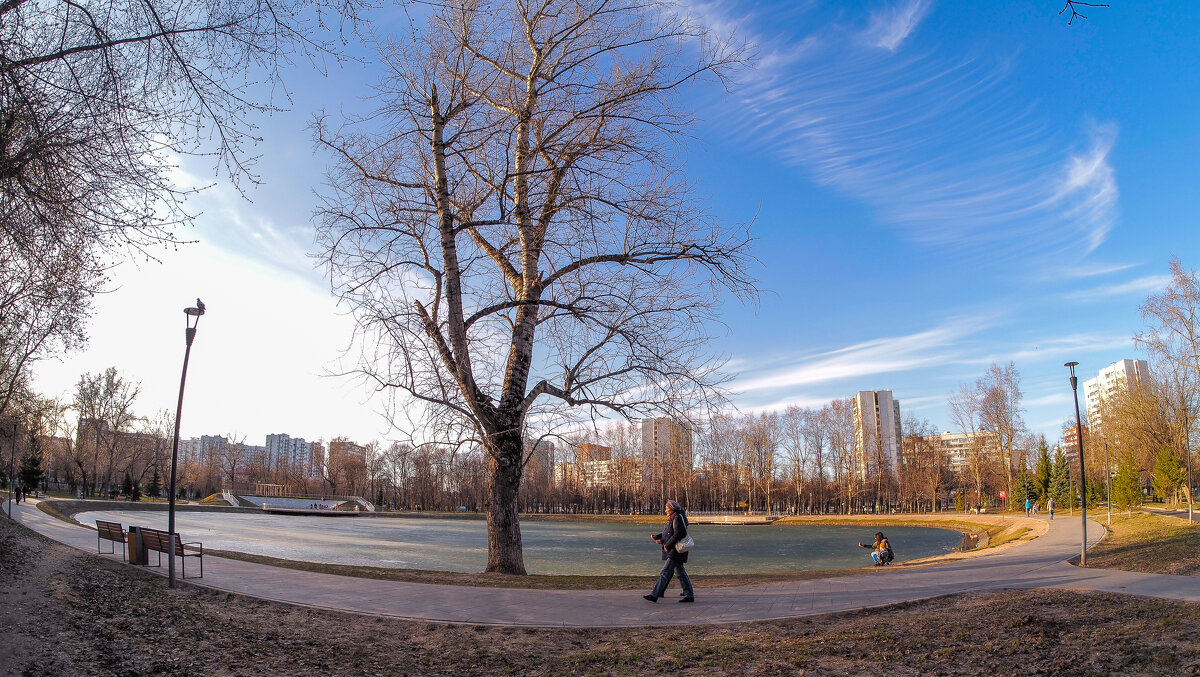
[30,0,1200,447]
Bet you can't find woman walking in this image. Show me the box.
[643,500,694,603]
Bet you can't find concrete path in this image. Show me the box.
[6,500,1199,627]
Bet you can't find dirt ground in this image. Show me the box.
[3,517,1199,676]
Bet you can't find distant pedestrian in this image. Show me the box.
[859,532,894,566]
[643,500,694,603]
[1024,498,1032,516]
[1048,497,1056,520]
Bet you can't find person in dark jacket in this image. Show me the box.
[643,499,694,603]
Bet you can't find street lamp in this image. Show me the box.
[168,299,205,588]
[1104,441,1111,527]
[1065,361,1087,566]
[6,421,15,518]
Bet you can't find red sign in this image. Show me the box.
[999,490,1007,498]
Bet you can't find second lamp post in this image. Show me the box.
[1065,361,1087,566]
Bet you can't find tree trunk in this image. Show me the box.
[485,430,527,574]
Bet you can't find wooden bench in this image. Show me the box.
[138,527,204,579]
[95,520,127,560]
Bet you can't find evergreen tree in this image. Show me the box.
[1034,440,1052,503]
[1151,446,1186,504]
[1049,449,1072,505]
[1011,471,1037,506]
[146,466,162,499]
[18,451,44,494]
[1112,451,1143,511]
[121,472,134,498]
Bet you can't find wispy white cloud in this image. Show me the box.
[862,0,933,52]
[1064,274,1169,303]
[731,315,989,394]
[976,332,1134,365]
[1054,261,1139,280]
[1024,392,1072,408]
[1048,123,1119,254]
[703,4,1121,264]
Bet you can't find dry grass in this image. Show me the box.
[2,516,1198,676]
[1083,512,1200,576]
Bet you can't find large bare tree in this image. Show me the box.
[314,0,753,573]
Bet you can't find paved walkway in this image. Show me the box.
[5,500,1199,627]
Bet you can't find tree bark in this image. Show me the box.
[485,428,526,574]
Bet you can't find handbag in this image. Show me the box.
[674,534,695,553]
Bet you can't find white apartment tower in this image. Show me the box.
[852,390,903,479]
[1083,359,1150,435]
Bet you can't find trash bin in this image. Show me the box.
[127,527,147,565]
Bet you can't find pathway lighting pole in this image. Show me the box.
[168,300,205,588]
[7,421,15,517]
[1066,361,1087,566]
[1104,442,1111,526]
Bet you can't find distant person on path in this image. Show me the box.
[1024,498,1032,516]
[1048,497,1056,520]
[643,500,694,603]
[859,531,893,566]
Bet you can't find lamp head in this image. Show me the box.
[183,299,205,341]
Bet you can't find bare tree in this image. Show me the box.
[739,413,777,513]
[314,1,752,574]
[949,383,988,509]
[218,437,247,492]
[780,405,810,514]
[976,362,1026,501]
[823,398,857,514]
[1136,257,1199,514]
[72,367,140,496]
[900,415,945,512]
[0,0,369,422]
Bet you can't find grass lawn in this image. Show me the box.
[1084,511,1200,576]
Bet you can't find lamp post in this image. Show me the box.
[7,421,16,518]
[1104,441,1111,526]
[168,300,205,588]
[1065,361,1087,566]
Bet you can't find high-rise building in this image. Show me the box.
[640,417,693,492]
[266,433,314,473]
[852,390,903,479]
[1083,359,1150,435]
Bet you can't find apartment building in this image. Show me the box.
[923,430,1002,474]
[640,417,693,491]
[1083,359,1150,435]
[852,390,903,479]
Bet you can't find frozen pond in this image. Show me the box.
[76,510,963,575]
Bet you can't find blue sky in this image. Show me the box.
[33,0,1200,446]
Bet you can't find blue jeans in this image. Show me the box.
[651,557,693,598]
